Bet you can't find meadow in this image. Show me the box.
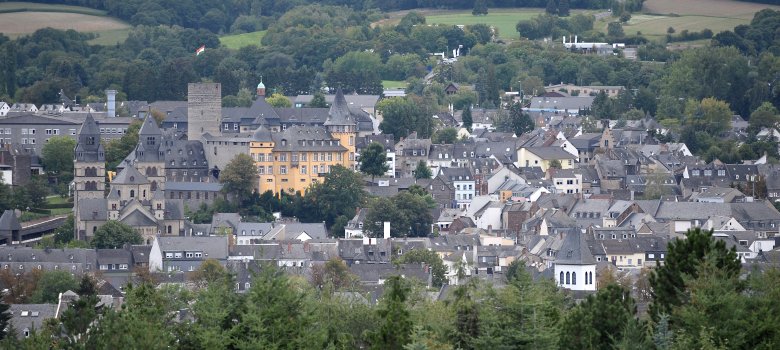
[0,2,130,44]
[607,0,780,42]
[219,30,267,49]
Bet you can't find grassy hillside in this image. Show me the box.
[220,31,267,49]
[0,2,130,44]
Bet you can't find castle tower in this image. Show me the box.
[187,83,222,141]
[324,88,357,168]
[134,115,166,190]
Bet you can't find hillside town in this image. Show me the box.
[2,77,780,340]
[1,0,780,348]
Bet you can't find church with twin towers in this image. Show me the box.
[73,81,376,242]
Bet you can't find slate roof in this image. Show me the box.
[9,304,57,337]
[112,164,149,185]
[271,125,347,152]
[158,236,229,260]
[525,147,576,160]
[78,199,108,221]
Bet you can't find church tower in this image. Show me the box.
[187,83,222,141]
[134,115,166,191]
[73,114,106,199]
[324,88,357,168]
[73,114,106,240]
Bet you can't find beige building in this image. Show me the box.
[249,89,357,194]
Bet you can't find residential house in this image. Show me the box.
[517,146,576,171]
[148,235,229,272]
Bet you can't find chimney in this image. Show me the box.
[105,90,117,118]
[383,222,391,239]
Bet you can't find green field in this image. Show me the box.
[0,1,107,15]
[220,30,267,49]
[87,28,132,45]
[424,9,546,40]
[382,80,407,89]
[611,14,747,41]
[0,2,130,44]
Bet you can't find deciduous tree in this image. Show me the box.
[91,221,142,249]
[41,136,76,183]
[359,142,390,183]
[219,153,257,203]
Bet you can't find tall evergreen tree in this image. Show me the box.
[546,0,558,15]
[0,299,10,340]
[560,284,641,349]
[414,160,432,180]
[649,228,741,320]
[462,106,473,132]
[558,0,571,17]
[370,276,412,349]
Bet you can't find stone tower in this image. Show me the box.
[134,115,166,191]
[73,114,106,199]
[187,83,222,141]
[73,114,106,240]
[324,88,357,168]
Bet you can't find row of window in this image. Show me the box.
[164,251,203,259]
[253,152,343,162]
[99,127,127,134]
[99,263,129,270]
[559,271,594,285]
[4,264,78,271]
[259,164,331,175]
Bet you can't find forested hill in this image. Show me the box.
[0,0,613,32]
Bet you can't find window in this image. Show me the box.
[300,152,307,161]
[565,272,570,284]
[300,165,307,174]
[174,252,182,258]
[572,272,576,284]
[195,252,202,258]
[258,166,265,175]
[560,272,564,285]
[119,264,128,270]
[267,166,273,174]
[100,264,109,270]
[165,252,173,258]
[279,153,287,161]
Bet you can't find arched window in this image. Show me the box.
[560,272,564,285]
[130,190,135,198]
[572,272,576,285]
[565,272,570,284]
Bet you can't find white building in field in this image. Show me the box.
[554,229,597,292]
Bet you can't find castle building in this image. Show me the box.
[248,88,359,194]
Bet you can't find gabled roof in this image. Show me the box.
[112,164,149,185]
[524,147,577,160]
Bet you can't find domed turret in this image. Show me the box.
[256,79,266,97]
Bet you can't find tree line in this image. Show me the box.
[3,228,780,349]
